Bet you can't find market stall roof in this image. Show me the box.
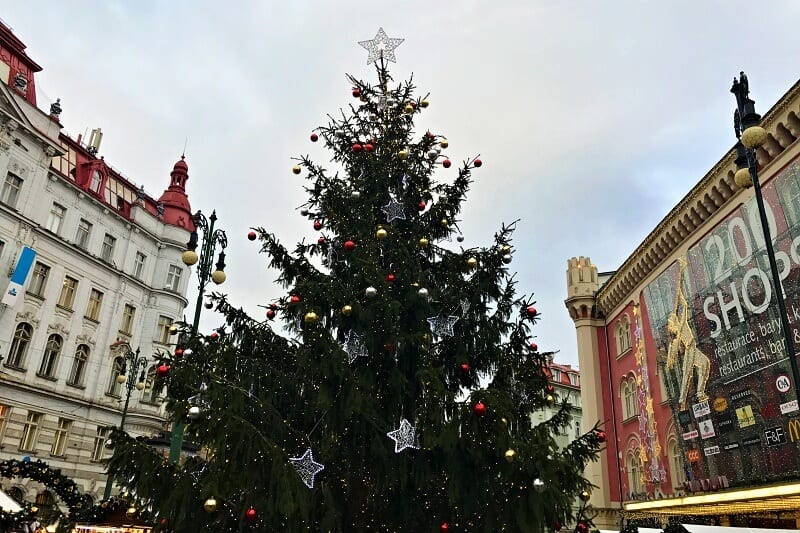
[601,526,799,533]
[0,489,21,512]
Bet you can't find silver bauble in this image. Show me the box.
[418,287,429,298]
[188,406,202,420]
[427,149,438,160]
[456,235,465,242]
[533,478,545,493]
[502,254,512,264]
[183,348,193,356]
[199,381,209,392]
[365,286,378,298]
[351,190,361,199]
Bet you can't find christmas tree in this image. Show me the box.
[106,28,603,533]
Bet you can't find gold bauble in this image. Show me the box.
[420,99,429,108]
[203,497,218,513]
[441,218,449,227]
[734,167,752,188]
[211,270,227,285]
[169,324,179,335]
[30,506,38,513]
[504,449,516,462]
[126,507,137,519]
[376,228,388,240]
[304,311,318,324]
[579,490,591,502]
[292,165,302,175]
[501,245,511,254]
[404,104,414,114]
[546,394,555,405]
[418,237,429,248]
[398,149,409,159]
[341,305,353,316]
[501,417,508,425]
[181,249,199,266]
[440,139,449,149]
[466,257,478,269]
[741,126,768,149]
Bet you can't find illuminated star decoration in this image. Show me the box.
[358,27,404,65]
[289,448,325,489]
[341,330,368,364]
[427,315,459,339]
[381,197,406,223]
[386,418,419,453]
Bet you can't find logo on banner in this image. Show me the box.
[704,445,720,456]
[776,374,792,393]
[730,389,752,402]
[781,400,799,415]
[713,398,728,412]
[788,419,800,442]
[765,426,787,447]
[722,442,740,451]
[736,405,756,428]
[682,430,699,441]
[693,401,711,418]
[686,449,701,463]
[699,419,715,439]
[1,246,36,307]
[716,414,735,433]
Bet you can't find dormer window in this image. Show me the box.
[89,170,102,193]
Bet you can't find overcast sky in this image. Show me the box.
[7,1,799,368]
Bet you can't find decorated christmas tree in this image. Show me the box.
[106,28,603,532]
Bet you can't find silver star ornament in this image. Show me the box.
[387,418,419,453]
[427,315,459,339]
[289,448,325,489]
[358,28,404,65]
[381,197,406,223]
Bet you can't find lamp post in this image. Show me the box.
[729,72,800,403]
[169,209,227,463]
[103,344,147,500]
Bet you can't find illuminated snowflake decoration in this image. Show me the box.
[386,418,419,453]
[341,330,368,364]
[358,28,404,65]
[427,315,459,339]
[381,197,406,223]
[289,448,325,489]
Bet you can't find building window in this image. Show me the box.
[107,356,124,396]
[75,219,92,249]
[1,173,23,208]
[101,234,116,262]
[165,265,182,291]
[621,376,638,420]
[7,322,33,367]
[68,344,90,386]
[551,369,561,383]
[143,365,163,403]
[668,438,686,488]
[133,252,146,279]
[85,288,104,321]
[89,170,102,194]
[35,490,55,508]
[120,304,136,335]
[46,203,66,234]
[91,427,109,461]
[58,276,78,309]
[575,421,581,438]
[38,334,63,378]
[28,262,50,298]
[0,405,10,440]
[0,240,5,261]
[156,316,173,344]
[51,418,72,456]
[616,316,631,354]
[627,451,644,498]
[568,373,580,387]
[19,411,42,452]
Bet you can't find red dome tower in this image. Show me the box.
[158,155,194,230]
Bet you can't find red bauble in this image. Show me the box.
[245,507,257,523]
[459,362,470,374]
[318,237,325,245]
[352,88,361,98]
[596,430,607,443]
[210,332,219,340]
[247,231,257,241]
[175,348,184,357]
[383,342,395,352]
[269,303,278,311]
[290,295,301,304]
[529,342,538,352]
[576,522,589,533]
[156,364,170,377]
[386,273,396,282]
[553,520,562,531]
[364,143,375,152]
[526,306,537,317]
[473,401,487,417]
[160,518,169,526]
[417,201,426,211]
[352,143,363,153]
[266,309,276,320]
[313,220,323,231]
[344,240,356,251]
[310,133,318,142]
[440,523,450,533]
[426,131,435,139]
[546,384,555,394]
[442,159,452,168]
[474,158,482,167]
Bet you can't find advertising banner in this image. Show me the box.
[642,161,800,488]
[1,246,36,307]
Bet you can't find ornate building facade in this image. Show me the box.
[567,77,800,529]
[0,21,193,505]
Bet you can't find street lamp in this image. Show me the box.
[169,209,227,463]
[729,72,800,403]
[103,344,147,500]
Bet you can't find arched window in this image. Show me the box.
[107,356,124,396]
[68,344,90,386]
[621,375,638,419]
[668,437,686,488]
[142,365,163,403]
[89,170,103,193]
[38,334,62,378]
[627,451,644,498]
[6,486,24,503]
[616,315,631,354]
[7,322,33,367]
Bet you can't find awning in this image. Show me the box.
[0,488,22,512]
[601,526,798,533]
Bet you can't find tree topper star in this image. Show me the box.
[387,418,419,453]
[358,28,404,65]
[289,448,325,489]
[381,197,406,223]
